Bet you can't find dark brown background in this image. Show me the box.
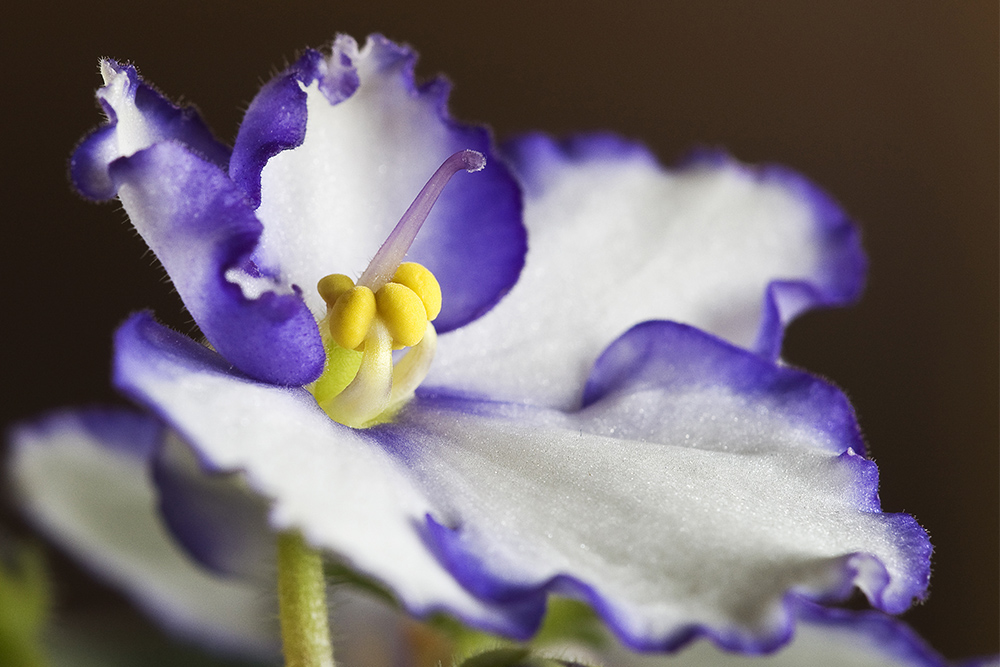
[1,1,996,661]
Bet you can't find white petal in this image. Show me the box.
[115,314,926,649]
[114,315,541,637]
[429,140,860,410]
[389,388,925,651]
[255,36,496,320]
[9,411,279,658]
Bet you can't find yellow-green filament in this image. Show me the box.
[320,320,393,428]
[311,337,363,406]
[389,322,437,408]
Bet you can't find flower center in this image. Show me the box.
[309,149,485,428]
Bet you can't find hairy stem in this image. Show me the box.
[277,531,335,667]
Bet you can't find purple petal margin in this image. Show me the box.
[112,311,253,413]
[106,142,324,385]
[423,513,802,654]
[582,319,866,454]
[71,60,231,201]
[411,320,930,653]
[500,132,661,199]
[9,407,163,464]
[69,60,323,385]
[229,45,359,208]
[680,147,868,360]
[583,320,931,614]
[383,36,528,333]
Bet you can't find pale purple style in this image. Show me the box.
[18,32,933,657]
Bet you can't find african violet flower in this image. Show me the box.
[19,32,931,656]
[12,409,969,667]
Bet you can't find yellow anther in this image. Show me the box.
[392,262,442,321]
[375,282,427,348]
[317,273,356,307]
[328,286,376,350]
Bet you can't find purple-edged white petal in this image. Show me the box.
[71,60,231,201]
[229,43,358,207]
[428,134,866,410]
[70,61,324,386]
[397,322,928,652]
[562,603,956,667]
[112,313,544,638]
[108,141,324,385]
[113,313,927,651]
[8,409,279,658]
[241,34,525,332]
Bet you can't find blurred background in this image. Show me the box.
[1,1,996,662]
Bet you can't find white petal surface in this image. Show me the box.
[9,410,279,658]
[254,36,502,320]
[389,387,925,651]
[429,138,860,410]
[114,314,541,637]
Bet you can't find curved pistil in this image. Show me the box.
[311,150,484,427]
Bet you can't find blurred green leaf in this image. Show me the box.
[533,598,607,650]
[0,538,50,667]
[430,612,517,658]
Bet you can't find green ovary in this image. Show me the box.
[311,337,364,406]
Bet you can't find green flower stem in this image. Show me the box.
[277,531,335,667]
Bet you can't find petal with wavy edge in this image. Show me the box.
[400,322,927,651]
[69,60,323,385]
[8,409,280,659]
[112,312,545,638]
[228,42,359,207]
[113,313,927,650]
[107,141,324,385]
[428,134,866,410]
[245,34,525,332]
[391,396,927,649]
[70,60,230,200]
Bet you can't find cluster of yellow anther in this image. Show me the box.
[318,262,442,351]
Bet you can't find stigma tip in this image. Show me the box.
[462,149,486,172]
